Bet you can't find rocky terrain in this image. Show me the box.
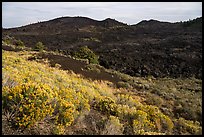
[2,16,202,134]
[2,16,202,79]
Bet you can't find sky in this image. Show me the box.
[2,2,202,28]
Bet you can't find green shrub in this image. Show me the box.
[3,35,13,45]
[33,42,45,52]
[84,64,102,73]
[116,81,131,88]
[4,39,12,45]
[74,46,99,64]
[15,40,25,48]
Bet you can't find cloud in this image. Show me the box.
[2,2,202,28]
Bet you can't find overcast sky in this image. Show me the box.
[2,2,202,28]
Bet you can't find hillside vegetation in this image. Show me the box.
[2,17,202,79]
[2,40,202,135]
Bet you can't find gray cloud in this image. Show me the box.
[2,2,202,28]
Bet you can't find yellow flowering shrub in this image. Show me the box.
[133,110,156,134]
[2,49,179,135]
[2,50,93,130]
[174,117,202,135]
[114,103,173,135]
[2,83,54,128]
[142,105,174,133]
[94,96,117,116]
[53,98,75,127]
[52,124,65,135]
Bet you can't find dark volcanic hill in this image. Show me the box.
[2,16,202,79]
